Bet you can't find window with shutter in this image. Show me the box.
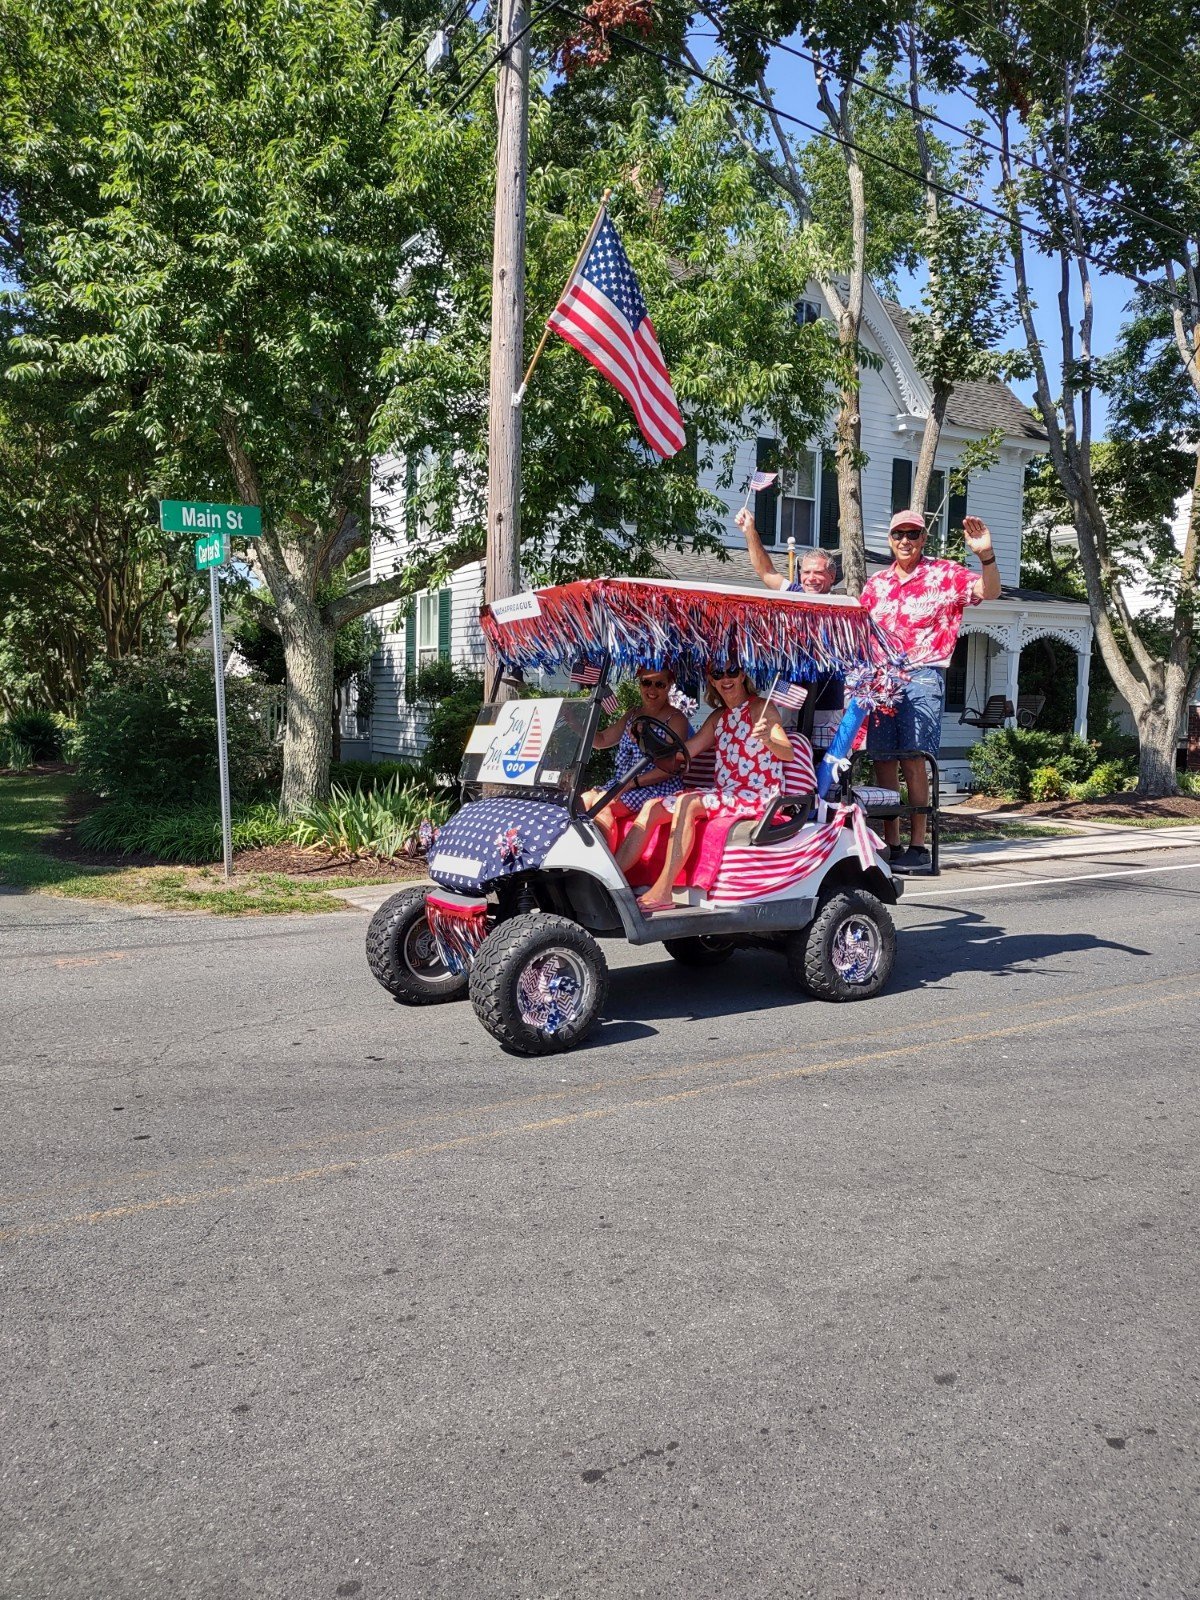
[403,599,417,703]
[891,458,913,513]
[818,451,839,548]
[437,588,452,661]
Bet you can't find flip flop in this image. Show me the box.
[638,898,676,914]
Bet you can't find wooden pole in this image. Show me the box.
[512,188,612,407]
[485,0,530,702]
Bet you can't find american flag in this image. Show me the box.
[569,662,618,714]
[748,470,778,493]
[547,214,687,459]
[767,678,809,711]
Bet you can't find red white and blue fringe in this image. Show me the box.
[425,892,490,976]
[481,579,904,689]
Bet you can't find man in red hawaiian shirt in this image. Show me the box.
[859,508,1001,870]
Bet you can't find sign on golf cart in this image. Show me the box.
[470,699,565,785]
[365,576,908,1058]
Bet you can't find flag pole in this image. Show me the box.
[512,187,613,407]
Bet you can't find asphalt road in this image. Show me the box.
[2,849,1199,1600]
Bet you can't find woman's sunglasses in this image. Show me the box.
[638,677,668,690]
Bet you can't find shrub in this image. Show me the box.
[4,711,63,760]
[330,758,423,792]
[73,656,281,806]
[968,728,1097,799]
[1,732,34,770]
[76,800,291,862]
[1029,765,1066,802]
[1088,758,1137,795]
[414,665,484,781]
[290,776,452,858]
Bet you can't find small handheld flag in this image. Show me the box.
[546,214,687,459]
[768,679,808,712]
[740,469,778,513]
[570,661,619,714]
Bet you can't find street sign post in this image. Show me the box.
[160,499,260,880]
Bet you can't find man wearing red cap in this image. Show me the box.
[859,509,1001,870]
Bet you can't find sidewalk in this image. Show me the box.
[940,822,1200,871]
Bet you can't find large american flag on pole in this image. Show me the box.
[546,214,687,459]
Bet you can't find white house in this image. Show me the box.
[351,278,1093,788]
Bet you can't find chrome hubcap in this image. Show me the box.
[830,914,882,985]
[403,919,453,984]
[516,948,590,1035]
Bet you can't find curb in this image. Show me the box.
[939,826,1200,871]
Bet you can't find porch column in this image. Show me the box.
[1075,647,1091,738]
[1002,621,1023,726]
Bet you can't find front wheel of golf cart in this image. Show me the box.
[366,887,468,1005]
[787,888,895,1002]
[469,913,609,1056]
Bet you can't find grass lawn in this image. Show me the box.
[938,813,1074,842]
[0,771,390,915]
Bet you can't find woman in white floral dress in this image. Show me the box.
[617,665,793,910]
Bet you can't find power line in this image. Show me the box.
[445,5,547,113]
[685,10,1192,249]
[542,1,1192,315]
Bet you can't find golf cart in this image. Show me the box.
[366,577,906,1056]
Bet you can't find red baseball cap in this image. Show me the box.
[889,509,927,535]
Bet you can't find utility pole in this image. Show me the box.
[484,0,530,698]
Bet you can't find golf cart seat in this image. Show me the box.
[610,741,818,894]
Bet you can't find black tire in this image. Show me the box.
[468,913,609,1056]
[786,888,895,1002]
[365,886,469,1005]
[662,935,735,968]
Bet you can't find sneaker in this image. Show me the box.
[891,845,931,873]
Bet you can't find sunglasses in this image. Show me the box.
[638,677,668,689]
[891,529,925,542]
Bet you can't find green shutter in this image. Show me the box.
[754,437,778,542]
[818,451,840,548]
[404,599,417,703]
[948,478,968,531]
[891,457,913,513]
[437,588,452,660]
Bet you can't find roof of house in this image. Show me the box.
[881,299,1047,443]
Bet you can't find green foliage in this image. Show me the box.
[330,759,424,792]
[968,729,1097,800]
[76,799,290,863]
[1065,758,1139,801]
[1028,765,1065,802]
[413,665,485,782]
[291,778,452,859]
[73,657,280,806]
[1,732,34,770]
[4,710,63,759]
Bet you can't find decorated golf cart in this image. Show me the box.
[366,577,909,1055]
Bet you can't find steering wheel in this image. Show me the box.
[628,713,690,770]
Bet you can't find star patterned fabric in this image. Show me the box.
[428,798,573,895]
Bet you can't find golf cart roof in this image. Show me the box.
[481,576,897,684]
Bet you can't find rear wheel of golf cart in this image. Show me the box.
[366,886,468,1005]
[469,913,608,1055]
[663,935,735,967]
[787,888,895,1002]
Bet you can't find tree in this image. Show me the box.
[1,0,494,810]
[939,0,1200,793]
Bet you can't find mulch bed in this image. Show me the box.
[231,845,428,880]
[958,792,1200,823]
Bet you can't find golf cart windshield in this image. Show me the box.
[459,695,593,796]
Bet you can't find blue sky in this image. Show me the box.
[754,49,1141,436]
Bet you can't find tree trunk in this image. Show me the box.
[279,599,335,815]
[835,378,866,596]
[1135,699,1181,797]
[911,385,950,516]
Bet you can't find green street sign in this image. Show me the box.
[160,499,262,538]
[194,532,228,571]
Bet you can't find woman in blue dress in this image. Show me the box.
[580,667,691,844]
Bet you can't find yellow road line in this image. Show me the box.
[2,983,1192,1247]
[4,963,1198,1211]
